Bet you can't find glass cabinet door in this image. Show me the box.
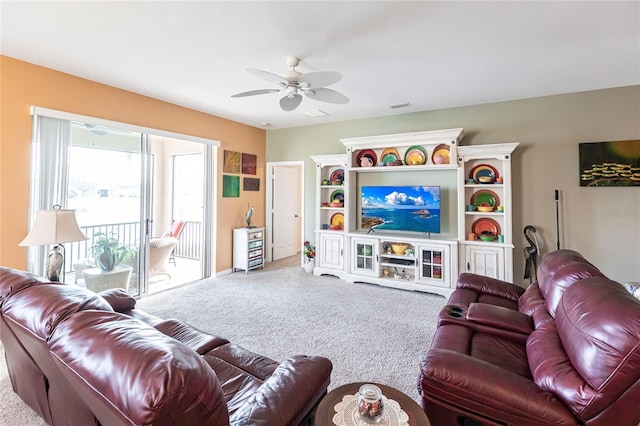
[418,245,448,287]
[351,238,377,276]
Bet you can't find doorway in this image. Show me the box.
[266,161,304,264]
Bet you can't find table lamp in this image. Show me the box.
[19,205,88,282]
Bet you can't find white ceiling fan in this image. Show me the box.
[231,56,349,111]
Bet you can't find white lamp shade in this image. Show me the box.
[19,209,88,246]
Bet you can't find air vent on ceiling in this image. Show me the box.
[388,102,411,109]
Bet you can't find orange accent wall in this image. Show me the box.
[0,55,265,273]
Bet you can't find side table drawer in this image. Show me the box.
[249,258,263,268]
[248,240,263,249]
[249,248,262,259]
[249,231,263,239]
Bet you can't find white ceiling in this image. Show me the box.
[1,1,639,129]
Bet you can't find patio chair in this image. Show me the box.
[162,221,185,265]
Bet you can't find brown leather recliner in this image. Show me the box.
[418,251,640,425]
[0,267,332,425]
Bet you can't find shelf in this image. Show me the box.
[465,183,504,188]
[379,274,414,282]
[347,164,457,173]
[380,258,415,267]
[465,212,505,216]
[463,240,511,246]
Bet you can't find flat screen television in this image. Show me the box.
[361,185,441,234]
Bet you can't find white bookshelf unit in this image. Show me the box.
[310,154,348,279]
[457,143,518,281]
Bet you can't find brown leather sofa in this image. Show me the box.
[0,267,332,425]
[419,250,640,425]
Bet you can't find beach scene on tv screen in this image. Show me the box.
[361,186,440,233]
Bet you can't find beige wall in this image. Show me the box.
[0,56,266,273]
[267,86,640,285]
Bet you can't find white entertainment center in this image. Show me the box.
[311,128,518,298]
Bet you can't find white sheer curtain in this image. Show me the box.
[25,115,71,275]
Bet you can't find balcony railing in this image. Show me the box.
[65,221,202,272]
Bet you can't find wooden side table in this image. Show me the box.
[314,382,430,426]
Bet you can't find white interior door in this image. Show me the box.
[272,166,300,260]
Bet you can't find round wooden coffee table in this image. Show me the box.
[314,382,430,426]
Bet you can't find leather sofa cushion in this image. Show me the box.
[155,318,230,354]
[421,324,576,425]
[528,277,640,424]
[2,283,113,338]
[202,344,332,426]
[48,310,230,426]
[536,250,605,318]
[0,266,49,306]
[452,273,524,309]
[98,288,136,312]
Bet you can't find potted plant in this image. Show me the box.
[90,232,135,271]
[303,240,316,273]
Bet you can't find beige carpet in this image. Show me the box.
[0,256,446,424]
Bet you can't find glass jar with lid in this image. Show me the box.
[357,384,384,423]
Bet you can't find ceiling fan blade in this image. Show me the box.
[304,88,349,104]
[280,94,303,111]
[246,68,288,87]
[231,89,280,98]
[298,71,342,89]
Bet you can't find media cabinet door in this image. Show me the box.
[464,245,504,280]
[351,237,379,277]
[318,233,344,270]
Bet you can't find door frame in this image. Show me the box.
[265,161,305,266]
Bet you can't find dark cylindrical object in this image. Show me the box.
[555,190,560,250]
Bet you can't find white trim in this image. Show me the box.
[265,160,305,266]
[31,106,220,147]
[214,268,234,277]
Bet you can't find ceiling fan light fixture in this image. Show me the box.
[232,57,348,112]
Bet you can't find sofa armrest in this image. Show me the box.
[420,349,576,424]
[467,303,533,335]
[456,273,525,301]
[98,288,136,312]
[229,355,332,426]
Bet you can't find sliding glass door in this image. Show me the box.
[28,108,216,296]
[145,136,206,294]
[66,123,145,295]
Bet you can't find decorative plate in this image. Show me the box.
[472,218,501,237]
[331,213,345,227]
[471,189,500,208]
[355,149,377,167]
[380,147,400,164]
[330,189,344,203]
[330,168,344,184]
[431,144,451,164]
[404,145,427,165]
[469,164,500,183]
